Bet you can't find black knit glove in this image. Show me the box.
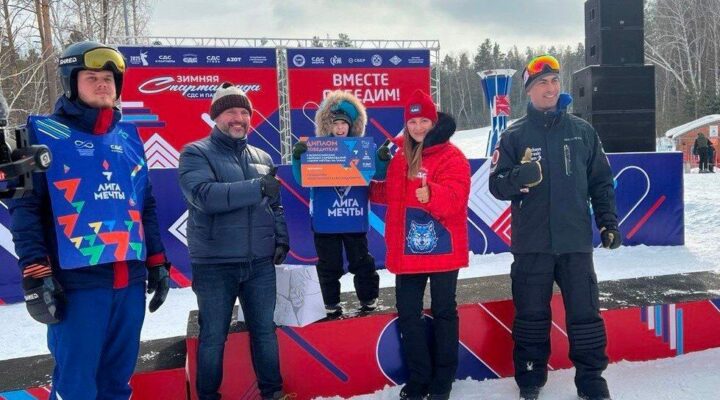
[273,245,289,265]
[22,262,65,324]
[377,139,392,161]
[600,227,622,249]
[293,142,308,160]
[147,262,171,312]
[260,167,280,198]
[516,147,542,187]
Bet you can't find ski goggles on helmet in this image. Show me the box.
[523,55,560,87]
[59,47,126,74]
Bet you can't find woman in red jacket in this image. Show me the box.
[371,90,470,400]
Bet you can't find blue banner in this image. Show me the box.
[287,49,430,69]
[118,46,276,68]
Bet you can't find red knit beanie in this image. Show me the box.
[404,89,437,124]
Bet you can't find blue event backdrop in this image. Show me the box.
[0,151,684,303]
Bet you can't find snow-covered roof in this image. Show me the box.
[664,114,720,139]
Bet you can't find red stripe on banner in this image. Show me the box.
[281,179,310,208]
[369,118,395,140]
[627,195,666,239]
[289,250,318,263]
[490,207,512,231]
[27,386,52,399]
[710,300,720,314]
[0,298,5,305]
[489,207,512,246]
[170,267,192,287]
[288,67,431,108]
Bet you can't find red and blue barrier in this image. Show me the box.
[182,294,720,400]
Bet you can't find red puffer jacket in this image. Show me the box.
[370,112,470,274]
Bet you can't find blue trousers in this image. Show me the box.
[192,257,282,400]
[48,283,145,400]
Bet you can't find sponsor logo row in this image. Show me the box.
[291,54,426,67]
[128,51,270,66]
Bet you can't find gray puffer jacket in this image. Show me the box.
[179,127,289,264]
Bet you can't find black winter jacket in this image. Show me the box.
[489,103,618,254]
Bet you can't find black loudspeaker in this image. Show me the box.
[572,65,655,114]
[585,29,644,66]
[578,1,653,152]
[584,0,644,65]
[585,0,644,33]
[574,110,656,153]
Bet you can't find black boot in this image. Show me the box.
[578,391,612,400]
[399,384,428,400]
[519,386,541,400]
[359,297,378,312]
[324,303,342,318]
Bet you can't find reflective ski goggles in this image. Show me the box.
[523,55,560,88]
[59,47,126,73]
[526,55,560,76]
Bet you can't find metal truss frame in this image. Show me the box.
[109,36,441,163]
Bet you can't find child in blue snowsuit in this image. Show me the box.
[292,90,382,316]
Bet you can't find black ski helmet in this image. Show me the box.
[58,41,125,100]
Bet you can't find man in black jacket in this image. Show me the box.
[694,132,710,172]
[489,55,620,400]
[179,82,290,400]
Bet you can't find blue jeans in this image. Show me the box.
[48,283,145,400]
[192,257,282,400]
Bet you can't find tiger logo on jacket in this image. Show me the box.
[406,220,439,254]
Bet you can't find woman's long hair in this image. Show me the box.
[404,128,424,178]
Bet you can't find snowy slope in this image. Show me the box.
[450,126,492,159]
[450,120,518,159]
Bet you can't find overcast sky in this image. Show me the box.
[148,0,585,55]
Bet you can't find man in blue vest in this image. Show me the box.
[292,90,381,317]
[9,41,170,400]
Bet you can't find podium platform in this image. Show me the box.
[183,271,720,400]
[3,271,720,400]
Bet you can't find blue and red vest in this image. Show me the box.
[29,116,149,269]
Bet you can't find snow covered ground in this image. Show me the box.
[327,347,720,400]
[450,126,492,159]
